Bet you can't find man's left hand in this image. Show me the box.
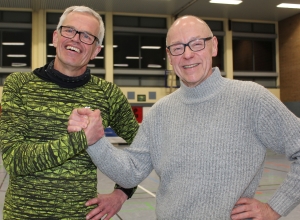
[231,198,281,220]
[85,189,128,220]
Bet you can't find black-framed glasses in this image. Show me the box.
[59,26,99,45]
[167,36,213,56]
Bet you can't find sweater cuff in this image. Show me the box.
[114,184,137,199]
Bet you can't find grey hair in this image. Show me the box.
[56,5,105,45]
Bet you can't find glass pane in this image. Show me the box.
[46,29,56,63]
[233,39,253,71]
[2,30,31,67]
[114,34,139,68]
[232,22,252,32]
[254,40,275,71]
[141,35,166,69]
[206,20,223,31]
[113,16,139,27]
[140,17,166,28]
[253,23,275,34]
[0,11,31,23]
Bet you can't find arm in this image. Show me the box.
[0,73,87,176]
[68,107,153,188]
[231,88,300,219]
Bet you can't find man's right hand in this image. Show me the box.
[68,108,105,145]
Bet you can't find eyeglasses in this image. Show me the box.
[167,36,213,56]
[59,26,99,45]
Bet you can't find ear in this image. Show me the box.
[90,45,102,60]
[212,36,218,57]
[53,30,58,48]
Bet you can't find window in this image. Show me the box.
[113,15,167,87]
[231,21,277,88]
[0,11,32,81]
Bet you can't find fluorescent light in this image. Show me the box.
[11,63,27,67]
[113,45,118,48]
[148,64,162,68]
[7,54,27,57]
[277,3,300,9]
[126,56,142,59]
[2,42,25,46]
[114,64,128,67]
[87,64,95,67]
[95,56,104,59]
[49,43,54,46]
[47,55,56,58]
[209,0,242,5]
[141,46,161,49]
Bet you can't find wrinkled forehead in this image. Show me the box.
[167,17,211,45]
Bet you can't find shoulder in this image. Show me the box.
[4,71,37,88]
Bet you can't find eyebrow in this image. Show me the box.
[63,25,95,36]
[169,36,202,45]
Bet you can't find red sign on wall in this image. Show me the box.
[132,106,143,123]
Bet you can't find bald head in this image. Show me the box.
[166,16,213,46]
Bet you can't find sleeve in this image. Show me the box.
[87,116,154,188]
[0,73,88,176]
[104,83,140,197]
[256,89,300,216]
[106,83,139,144]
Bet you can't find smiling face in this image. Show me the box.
[52,12,101,77]
[166,16,218,87]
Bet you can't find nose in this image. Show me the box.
[72,31,81,42]
[183,45,194,58]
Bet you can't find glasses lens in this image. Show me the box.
[79,32,95,45]
[61,27,75,38]
[170,44,184,56]
[189,39,205,52]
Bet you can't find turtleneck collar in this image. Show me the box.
[176,67,228,104]
[33,60,91,88]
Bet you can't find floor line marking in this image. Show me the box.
[138,185,156,198]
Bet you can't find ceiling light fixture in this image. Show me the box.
[277,3,300,9]
[47,55,56,58]
[95,56,104,59]
[148,64,162,68]
[7,54,27,58]
[114,64,128,67]
[2,42,25,46]
[11,63,27,67]
[141,46,161,49]
[209,0,242,5]
[126,56,142,59]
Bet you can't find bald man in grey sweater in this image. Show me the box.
[68,16,300,220]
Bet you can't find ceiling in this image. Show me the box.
[0,0,300,22]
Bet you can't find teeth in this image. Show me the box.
[183,63,198,69]
[66,46,80,53]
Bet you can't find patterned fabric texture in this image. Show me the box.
[0,69,139,219]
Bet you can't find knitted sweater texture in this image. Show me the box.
[0,66,139,219]
[87,67,300,219]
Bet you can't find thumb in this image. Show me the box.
[77,107,94,116]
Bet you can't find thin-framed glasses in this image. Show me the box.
[167,36,213,56]
[59,26,99,45]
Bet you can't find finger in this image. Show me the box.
[85,197,99,206]
[86,207,105,220]
[77,107,94,116]
[67,125,82,133]
[235,197,250,205]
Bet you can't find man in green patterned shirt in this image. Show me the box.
[0,5,139,220]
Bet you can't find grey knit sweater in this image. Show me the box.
[87,67,300,219]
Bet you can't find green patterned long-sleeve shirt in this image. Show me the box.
[0,63,139,219]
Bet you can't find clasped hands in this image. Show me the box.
[68,107,105,146]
